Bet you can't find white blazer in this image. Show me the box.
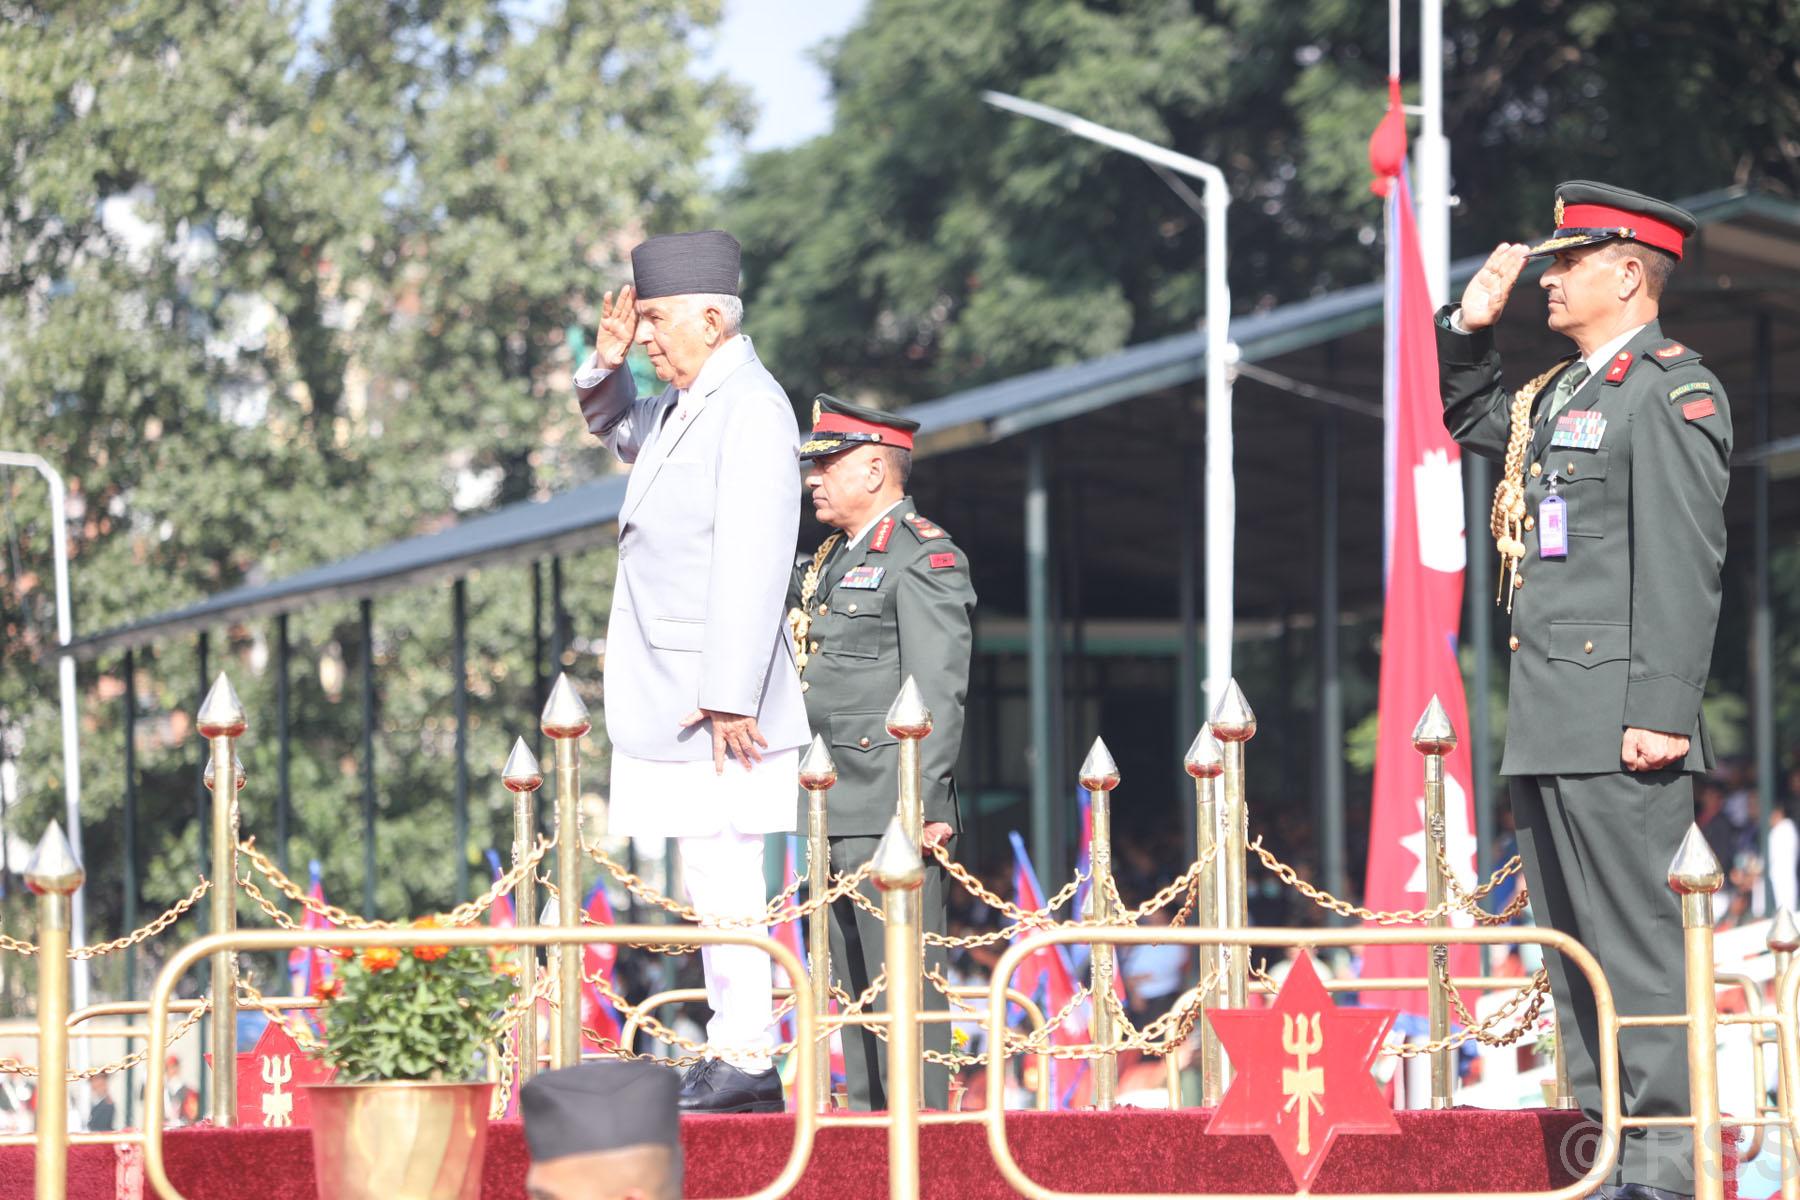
[576,335,811,772]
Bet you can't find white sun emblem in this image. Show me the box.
[1398,772,1480,928]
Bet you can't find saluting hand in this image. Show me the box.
[1458,243,1531,331]
[679,708,769,774]
[594,284,640,370]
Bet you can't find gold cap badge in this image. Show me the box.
[1554,196,1565,226]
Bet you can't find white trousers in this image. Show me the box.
[678,827,774,1070]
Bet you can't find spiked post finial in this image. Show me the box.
[1183,725,1224,780]
[1769,908,1800,955]
[870,816,925,891]
[1077,737,1121,793]
[799,734,838,791]
[501,737,544,793]
[1208,679,1257,743]
[202,753,247,792]
[539,674,592,739]
[196,672,247,739]
[25,820,85,896]
[884,676,934,740]
[1411,695,1459,756]
[1667,825,1725,896]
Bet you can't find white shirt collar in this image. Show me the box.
[1579,323,1648,379]
[846,498,906,550]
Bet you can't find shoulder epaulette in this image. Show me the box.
[868,515,896,553]
[1601,349,1635,385]
[902,511,949,541]
[1645,340,1703,371]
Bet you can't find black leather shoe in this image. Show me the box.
[676,1058,784,1114]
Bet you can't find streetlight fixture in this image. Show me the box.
[981,90,1237,703]
[0,451,88,1011]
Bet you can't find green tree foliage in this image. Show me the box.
[0,0,739,1001]
[729,0,1800,408]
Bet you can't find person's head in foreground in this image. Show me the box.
[522,1060,682,1200]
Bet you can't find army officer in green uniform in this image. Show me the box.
[1438,182,1731,1200]
[785,395,975,1111]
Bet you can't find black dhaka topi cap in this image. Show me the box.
[521,1060,683,1173]
[630,230,741,299]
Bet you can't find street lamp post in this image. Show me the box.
[980,92,1236,705]
[0,451,88,1011]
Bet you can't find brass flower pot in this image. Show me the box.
[304,1081,494,1200]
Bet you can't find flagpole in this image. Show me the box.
[981,91,1235,705]
[1412,0,1494,929]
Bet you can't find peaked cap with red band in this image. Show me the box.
[1525,180,1698,261]
[799,393,919,460]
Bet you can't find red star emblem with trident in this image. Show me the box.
[1205,953,1401,1189]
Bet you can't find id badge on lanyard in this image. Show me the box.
[1539,492,1569,558]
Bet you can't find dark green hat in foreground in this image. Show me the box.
[798,394,920,461]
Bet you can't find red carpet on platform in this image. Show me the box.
[0,1108,1737,1198]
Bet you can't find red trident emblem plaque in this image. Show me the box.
[1206,953,1401,1188]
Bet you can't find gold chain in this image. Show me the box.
[0,881,212,959]
[928,843,1090,923]
[236,835,551,930]
[1250,836,1527,924]
[1388,966,1553,1057]
[580,839,867,929]
[1492,360,1570,611]
[788,532,843,674]
[0,1002,210,1080]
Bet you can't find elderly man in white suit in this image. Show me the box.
[572,230,809,1113]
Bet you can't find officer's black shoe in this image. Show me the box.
[1611,1187,1692,1200]
[676,1058,784,1114]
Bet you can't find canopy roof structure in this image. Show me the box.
[72,184,1800,659]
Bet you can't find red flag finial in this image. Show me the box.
[1368,77,1408,196]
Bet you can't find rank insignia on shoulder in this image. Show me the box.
[1668,380,1713,402]
[869,516,895,553]
[1647,341,1702,369]
[903,512,947,540]
[840,566,885,589]
[1682,397,1716,422]
[1603,350,1634,384]
[928,552,957,570]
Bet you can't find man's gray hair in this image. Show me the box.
[692,292,743,334]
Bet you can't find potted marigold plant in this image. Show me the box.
[303,917,518,1200]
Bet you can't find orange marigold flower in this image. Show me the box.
[411,916,450,962]
[362,947,402,972]
[494,958,521,980]
[311,976,343,1001]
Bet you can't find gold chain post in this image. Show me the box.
[197,672,246,1126]
[798,735,838,1113]
[540,674,591,1069]
[26,821,84,1200]
[885,676,932,1105]
[502,737,544,1087]
[1669,824,1725,1200]
[1078,738,1122,1109]
[871,819,923,1199]
[1210,679,1257,1011]
[1412,696,1458,1109]
[1184,724,1225,1106]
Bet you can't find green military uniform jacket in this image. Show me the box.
[786,499,976,835]
[1437,309,1732,776]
